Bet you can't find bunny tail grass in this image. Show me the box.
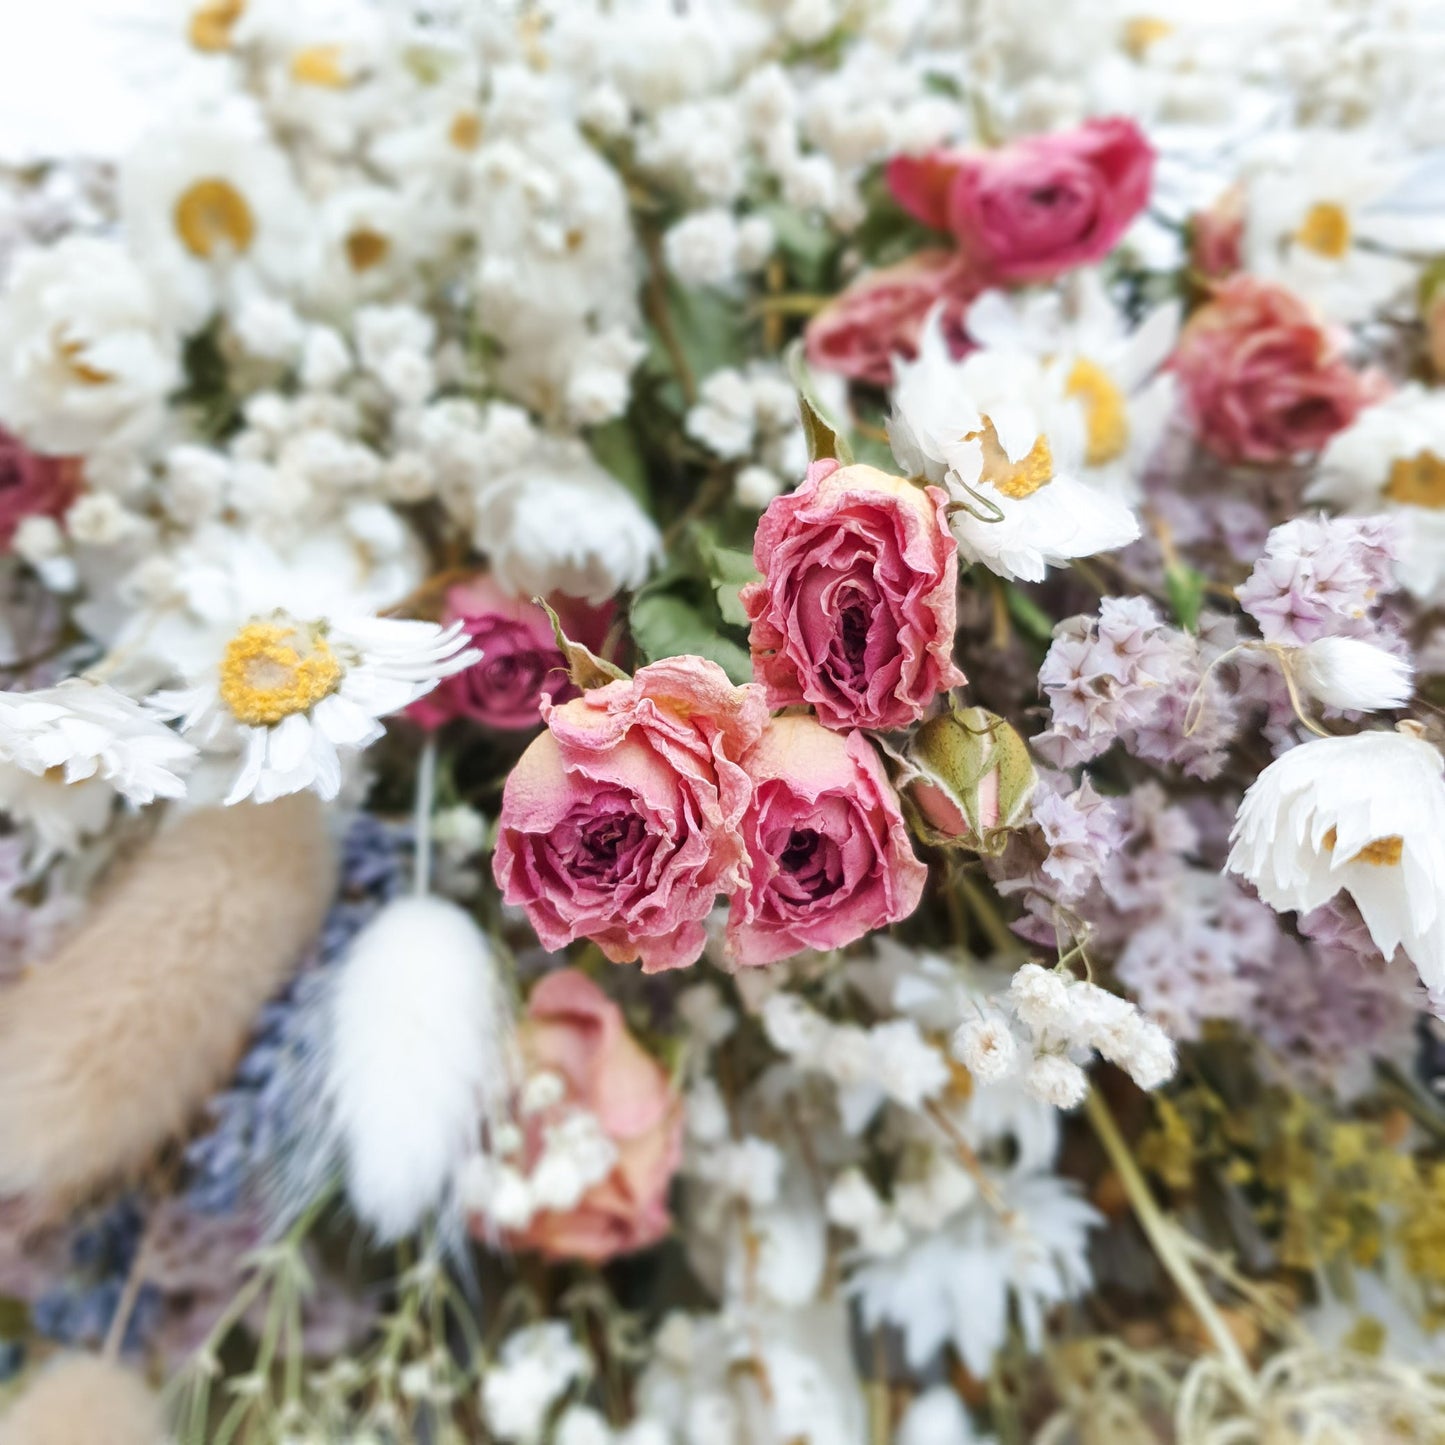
[0,794,336,1206]
[0,1355,163,1445]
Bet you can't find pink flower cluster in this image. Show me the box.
[805,117,1154,384]
[495,460,961,972]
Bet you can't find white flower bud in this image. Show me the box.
[1293,636,1414,711]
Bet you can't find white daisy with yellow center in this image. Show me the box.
[1227,725,1445,995]
[161,612,478,806]
[120,114,316,333]
[889,321,1140,583]
[1308,385,1445,605]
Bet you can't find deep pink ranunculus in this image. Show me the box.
[407,578,609,732]
[742,460,964,732]
[1172,276,1385,465]
[493,656,767,972]
[0,429,80,549]
[887,118,1155,283]
[727,715,926,967]
[804,249,984,386]
[504,968,683,1263]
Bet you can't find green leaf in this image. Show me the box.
[629,591,753,684]
[587,417,650,506]
[761,203,838,292]
[1004,584,1057,644]
[1164,563,1207,633]
[786,340,854,465]
[536,598,628,689]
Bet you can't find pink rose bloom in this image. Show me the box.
[742,460,964,732]
[408,579,609,732]
[728,715,926,966]
[1173,277,1382,465]
[887,118,1154,282]
[804,249,983,386]
[0,429,80,549]
[1190,186,1245,281]
[493,656,767,972]
[506,968,683,1262]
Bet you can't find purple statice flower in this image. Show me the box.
[185,813,412,1214]
[1035,598,1239,779]
[1236,514,1398,647]
[1030,775,1124,906]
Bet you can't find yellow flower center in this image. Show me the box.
[290,44,349,88]
[1121,16,1173,58]
[1294,202,1352,260]
[448,110,482,151]
[970,416,1054,499]
[174,178,256,259]
[55,330,112,387]
[345,228,391,272]
[1384,450,1445,509]
[1065,358,1130,466]
[189,0,245,52]
[219,620,344,727]
[1322,827,1404,867]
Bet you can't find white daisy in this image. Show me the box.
[965,274,1181,504]
[889,322,1141,583]
[1243,129,1441,324]
[160,613,478,805]
[1226,726,1445,993]
[0,679,196,857]
[0,236,180,454]
[120,108,317,333]
[1308,385,1445,605]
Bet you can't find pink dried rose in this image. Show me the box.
[727,715,926,966]
[887,117,1154,283]
[493,656,767,972]
[1190,185,1245,281]
[507,968,683,1262]
[407,578,609,732]
[0,428,80,549]
[1172,276,1385,465]
[804,249,983,386]
[742,460,964,732]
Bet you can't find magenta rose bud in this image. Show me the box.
[0,427,80,549]
[408,579,609,732]
[742,460,964,732]
[1172,276,1385,465]
[804,249,983,386]
[727,715,926,967]
[493,656,768,972]
[887,117,1154,283]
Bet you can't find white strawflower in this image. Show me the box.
[1293,636,1414,711]
[0,237,178,453]
[952,1013,1020,1084]
[0,680,196,857]
[323,896,513,1241]
[1023,1054,1089,1110]
[159,614,477,806]
[1227,726,1445,992]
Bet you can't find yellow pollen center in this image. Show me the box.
[1121,16,1173,58]
[1294,202,1352,260]
[189,0,245,52]
[174,178,256,259]
[345,228,391,272]
[219,620,344,727]
[290,44,349,88]
[55,331,112,387]
[1322,826,1404,867]
[1385,450,1445,509]
[448,110,482,150]
[1065,358,1130,466]
[969,417,1054,499]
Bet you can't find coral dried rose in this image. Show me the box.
[1173,276,1384,464]
[0,428,80,549]
[493,656,767,972]
[742,460,964,732]
[728,715,926,966]
[888,117,1154,283]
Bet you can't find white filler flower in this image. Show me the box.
[1227,726,1445,992]
[162,612,478,804]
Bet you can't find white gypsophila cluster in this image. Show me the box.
[481,1322,591,1445]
